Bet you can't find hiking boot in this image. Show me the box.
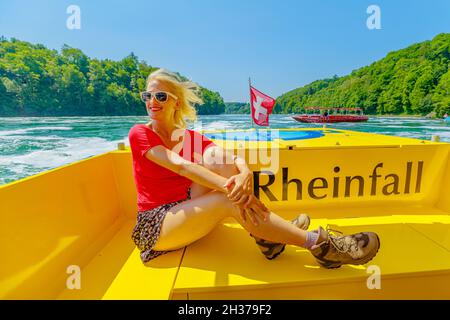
[251,213,311,260]
[310,226,380,269]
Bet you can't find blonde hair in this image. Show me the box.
[146,68,203,128]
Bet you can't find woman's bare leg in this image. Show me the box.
[153,147,309,251]
[153,190,308,251]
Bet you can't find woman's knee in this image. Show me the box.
[202,146,239,178]
[209,191,240,216]
[209,162,239,179]
[192,190,240,220]
[154,193,239,250]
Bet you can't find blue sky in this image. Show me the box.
[1,0,449,102]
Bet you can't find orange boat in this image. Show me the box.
[293,107,369,123]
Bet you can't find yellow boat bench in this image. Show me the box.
[1,128,449,299]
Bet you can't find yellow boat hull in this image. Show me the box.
[1,128,449,299]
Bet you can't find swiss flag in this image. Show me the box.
[250,86,276,126]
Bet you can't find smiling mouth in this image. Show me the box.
[150,107,162,112]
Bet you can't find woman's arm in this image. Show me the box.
[145,145,228,193]
[145,144,269,225]
[224,154,253,200]
[233,154,252,176]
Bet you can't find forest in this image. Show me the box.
[0,38,225,116]
[1,34,449,117]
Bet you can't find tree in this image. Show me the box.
[432,69,450,117]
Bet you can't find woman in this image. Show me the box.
[129,69,380,269]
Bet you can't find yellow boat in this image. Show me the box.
[1,127,449,300]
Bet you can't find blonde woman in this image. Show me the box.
[128,69,380,268]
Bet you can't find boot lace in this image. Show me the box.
[325,225,352,254]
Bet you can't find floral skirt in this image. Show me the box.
[131,189,191,263]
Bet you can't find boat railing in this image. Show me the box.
[302,107,365,116]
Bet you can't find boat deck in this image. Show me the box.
[1,128,449,299]
[55,205,450,299]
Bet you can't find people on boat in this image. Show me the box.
[128,69,380,268]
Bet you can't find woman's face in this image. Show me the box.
[145,80,179,122]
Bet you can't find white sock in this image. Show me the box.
[303,231,320,249]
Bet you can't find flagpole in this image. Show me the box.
[249,77,254,129]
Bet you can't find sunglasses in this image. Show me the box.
[140,91,178,103]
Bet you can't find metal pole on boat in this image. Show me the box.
[249,77,254,129]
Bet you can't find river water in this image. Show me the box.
[1,114,448,185]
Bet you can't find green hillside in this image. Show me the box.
[224,102,250,114]
[275,33,450,117]
[0,37,225,116]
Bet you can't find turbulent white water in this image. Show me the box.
[0,115,448,185]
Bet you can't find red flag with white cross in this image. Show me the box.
[250,86,276,126]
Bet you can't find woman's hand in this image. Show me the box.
[223,172,252,202]
[236,194,270,226]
